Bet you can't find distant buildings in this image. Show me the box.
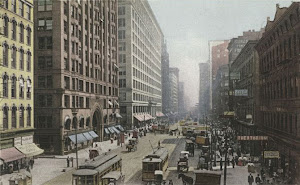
[161,41,170,115]
[211,41,229,83]
[255,3,300,183]
[0,0,44,165]
[178,82,186,116]
[198,63,210,117]
[169,67,179,114]
[34,0,119,154]
[118,0,163,129]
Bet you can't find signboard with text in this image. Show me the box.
[14,137,22,146]
[237,136,268,141]
[22,135,33,145]
[230,72,240,80]
[264,151,280,159]
[234,89,248,96]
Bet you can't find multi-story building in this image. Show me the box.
[212,64,229,119]
[178,81,186,117]
[161,40,170,115]
[211,41,229,82]
[231,40,260,155]
[199,63,210,117]
[0,0,44,167]
[118,0,163,129]
[169,67,179,114]
[34,0,120,155]
[255,3,300,183]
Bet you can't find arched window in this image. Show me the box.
[3,73,9,97]
[3,104,9,130]
[26,105,31,127]
[11,104,17,128]
[12,19,17,40]
[19,104,24,127]
[79,117,84,128]
[11,46,17,68]
[86,117,90,127]
[19,48,24,70]
[19,23,24,43]
[11,75,17,98]
[72,117,77,129]
[26,78,31,99]
[26,50,31,71]
[19,76,24,98]
[26,27,32,45]
[3,16,9,37]
[64,116,71,130]
[2,43,9,67]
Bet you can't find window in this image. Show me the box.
[3,16,9,37]
[11,75,17,98]
[2,74,8,98]
[38,76,52,88]
[27,51,31,71]
[64,39,68,51]
[12,105,17,128]
[27,78,32,99]
[27,106,31,127]
[38,56,52,69]
[38,18,53,30]
[19,77,24,98]
[3,0,8,9]
[19,105,24,127]
[3,43,8,67]
[38,0,52,11]
[86,97,90,108]
[26,27,31,45]
[26,5,31,20]
[38,37,52,49]
[64,76,70,89]
[19,49,24,69]
[12,20,17,40]
[64,95,70,108]
[119,42,126,51]
[11,46,16,68]
[19,24,24,43]
[118,7,125,15]
[37,94,52,107]
[64,58,69,70]
[12,0,16,12]
[3,105,9,130]
[118,30,125,39]
[19,0,24,16]
[118,18,125,27]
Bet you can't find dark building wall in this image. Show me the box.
[161,41,170,114]
[199,63,210,117]
[211,41,229,82]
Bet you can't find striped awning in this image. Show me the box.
[89,131,99,138]
[0,147,25,162]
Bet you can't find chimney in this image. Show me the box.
[267,17,270,22]
[276,4,280,9]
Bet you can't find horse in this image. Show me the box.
[178,173,194,185]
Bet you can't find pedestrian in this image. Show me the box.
[30,159,34,169]
[231,158,235,168]
[227,158,230,166]
[158,140,160,148]
[262,173,266,183]
[67,156,70,167]
[220,159,223,171]
[70,157,74,167]
[255,174,261,185]
[248,173,254,185]
[26,165,30,172]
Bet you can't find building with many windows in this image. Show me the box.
[161,40,170,115]
[169,67,179,114]
[34,0,120,155]
[255,3,300,183]
[0,0,44,169]
[199,62,210,117]
[118,0,163,129]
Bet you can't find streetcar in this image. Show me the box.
[142,147,169,182]
[72,153,122,185]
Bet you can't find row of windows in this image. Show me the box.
[133,79,161,96]
[2,73,32,99]
[262,112,298,136]
[2,16,32,45]
[2,104,32,130]
[3,0,32,21]
[2,43,32,71]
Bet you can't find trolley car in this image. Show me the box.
[72,153,122,185]
[142,147,169,182]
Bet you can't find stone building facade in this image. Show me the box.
[34,0,120,155]
[169,67,179,114]
[118,0,163,129]
[199,62,210,117]
[255,3,300,183]
[161,40,170,115]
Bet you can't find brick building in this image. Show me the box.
[211,41,229,82]
[34,0,120,155]
[255,3,300,183]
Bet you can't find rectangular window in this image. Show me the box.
[12,0,16,12]
[38,0,52,11]
[27,52,31,71]
[19,0,24,16]
[64,95,70,108]
[118,30,125,39]
[38,76,46,88]
[26,5,31,20]
[27,28,31,45]
[64,76,70,89]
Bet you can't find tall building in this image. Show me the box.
[118,0,163,129]
[255,3,300,183]
[34,0,120,155]
[178,81,185,116]
[198,63,210,117]
[0,0,44,166]
[161,40,170,115]
[169,68,179,114]
[211,41,229,82]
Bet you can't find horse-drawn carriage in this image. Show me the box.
[185,140,195,157]
[126,138,137,152]
[177,151,189,172]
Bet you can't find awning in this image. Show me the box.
[15,143,44,158]
[115,125,124,132]
[108,127,115,134]
[0,147,25,162]
[89,131,99,138]
[83,132,93,141]
[115,113,122,118]
[134,115,144,122]
[104,128,110,134]
[108,101,113,106]
[114,100,119,106]
[0,159,3,165]
[112,127,120,134]
[156,112,165,117]
[68,133,88,144]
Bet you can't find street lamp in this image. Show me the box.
[71,108,79,169]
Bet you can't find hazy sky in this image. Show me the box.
[148,0,293,109]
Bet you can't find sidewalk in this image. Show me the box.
[0,137,131,185]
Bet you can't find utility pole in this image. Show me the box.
[72,108,79,169]
[224,131,228,185]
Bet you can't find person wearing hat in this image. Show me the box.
[248,173,254,185]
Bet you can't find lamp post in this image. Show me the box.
[71,108,79,169]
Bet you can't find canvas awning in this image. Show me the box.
[0,147,25,162]
[112,127,120,134]
[108,101,113,106]
[15,143,44,158]
[68,134,87,144]
[88,131,99,138]
[83,132,93,140]
[104,128,110,134]
[156,112,165,117]
[115,113,122,118]
[134,115,144,122]
[114,100,119,106]
[108,127,115,134]
[115,125,124,132]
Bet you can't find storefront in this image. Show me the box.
[65,131,98,153]
[0,147,25,174]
